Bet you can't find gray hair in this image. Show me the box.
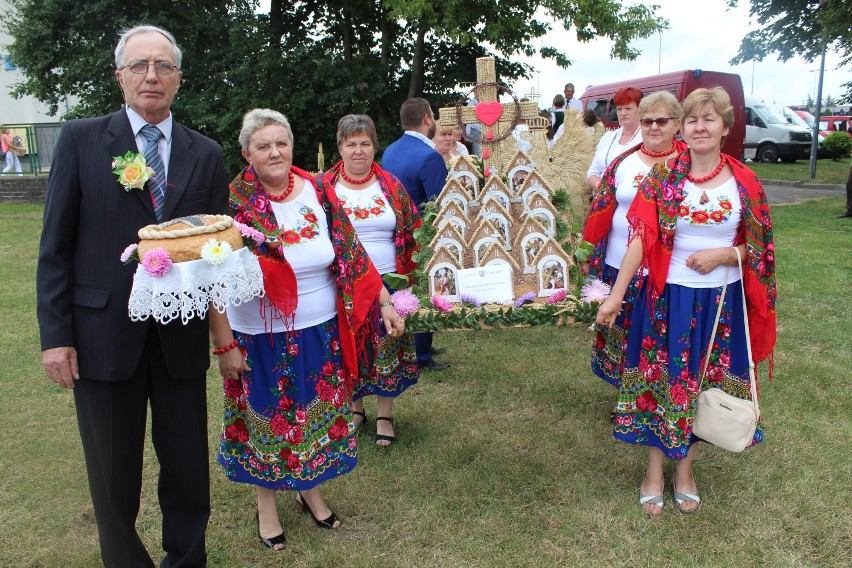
[115,25,182,69]
[336,114,378,149]
[239,109,294,151]
[639,91,682,120]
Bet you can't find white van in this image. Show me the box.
[778,106,824,155]
[744,96,813,162]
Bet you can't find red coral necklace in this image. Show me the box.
[339,162,374,185]
[687,155,727,184]
[640,143,675,158]
[266,171,295,202]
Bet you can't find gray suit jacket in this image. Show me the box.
[37,109,229,382]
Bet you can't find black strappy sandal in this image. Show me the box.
[255,511,286,550]
[375,416,398,446]
[295,491,340,530]
[352,410,368,431]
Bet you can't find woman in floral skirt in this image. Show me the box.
[583,91,687,386]
[316,114,421,447]
[209,109,404,550]
[596,87,776,517]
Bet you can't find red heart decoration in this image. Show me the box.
[475,102,503,126]
[485,130,494,140]
[482,149,491,159]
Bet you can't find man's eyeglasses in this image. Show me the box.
[640,117,677,127]
[119,60,179,75]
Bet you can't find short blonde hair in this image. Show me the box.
[639,91,682,120]
[239,109,293,151]
[682,87,734,131]
[435,124,454,136]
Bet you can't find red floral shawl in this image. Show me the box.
[229,165,382,389]
[627,151,777,368]
[316,161,422,278]
[583,140,689,277]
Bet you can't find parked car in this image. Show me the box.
[744,96,812,162]
[818,116,852,138]
[793,110,831,138]
[779,107,824,157]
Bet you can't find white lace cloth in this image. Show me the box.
[128,247,264,324]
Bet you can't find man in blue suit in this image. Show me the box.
[382,98,450,371]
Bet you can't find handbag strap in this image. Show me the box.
[697,247,760,420]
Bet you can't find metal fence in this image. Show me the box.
[1,123,63,175]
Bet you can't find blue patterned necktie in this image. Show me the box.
[140,124,166,221]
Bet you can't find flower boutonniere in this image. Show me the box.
[112,151,155,191]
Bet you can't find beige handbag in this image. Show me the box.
[692,247,760,453]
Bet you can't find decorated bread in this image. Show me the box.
[136,214,243,263]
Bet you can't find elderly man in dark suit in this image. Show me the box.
[36,25,228,567]
[382,98,450,372]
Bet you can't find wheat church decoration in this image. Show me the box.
[403,57,598,331]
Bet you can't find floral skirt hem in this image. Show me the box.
[591,264,643,387]
[217,318,357,491]
[612,281,763,461]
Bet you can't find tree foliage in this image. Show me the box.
[728,0,852,102]
[3,0,666,172]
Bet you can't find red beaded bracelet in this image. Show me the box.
[213,339,239,355]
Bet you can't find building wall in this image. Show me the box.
[0,0,76,126]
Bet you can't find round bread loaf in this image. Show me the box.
[136,215,244,263]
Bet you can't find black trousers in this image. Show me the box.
[73,327,210,568]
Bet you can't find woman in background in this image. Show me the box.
[317,114,421,447]
[586,87,644,191]
[583,91,687,387]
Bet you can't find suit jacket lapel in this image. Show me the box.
[162,123,197,221]
[105,110,156,218]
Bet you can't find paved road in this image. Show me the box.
[760,180,845,206]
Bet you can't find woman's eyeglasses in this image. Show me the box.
[640,117,678,127]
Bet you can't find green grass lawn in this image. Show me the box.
[748,158,849,184]
[2,198,850,567]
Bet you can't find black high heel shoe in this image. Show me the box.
[255,511,286,550]
[295,491,340,530]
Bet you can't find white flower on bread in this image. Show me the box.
[200,238,233,265]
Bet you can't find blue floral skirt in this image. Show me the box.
[353,288,419,401]
[591,264,644,387]
[218,317,357,491]
[613,280,763,460]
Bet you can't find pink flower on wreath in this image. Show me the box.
[581,278,611,303]
[431,295,453,313]
[546,289,567,304]
[141,248,172,277]
[391,288,420,316]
